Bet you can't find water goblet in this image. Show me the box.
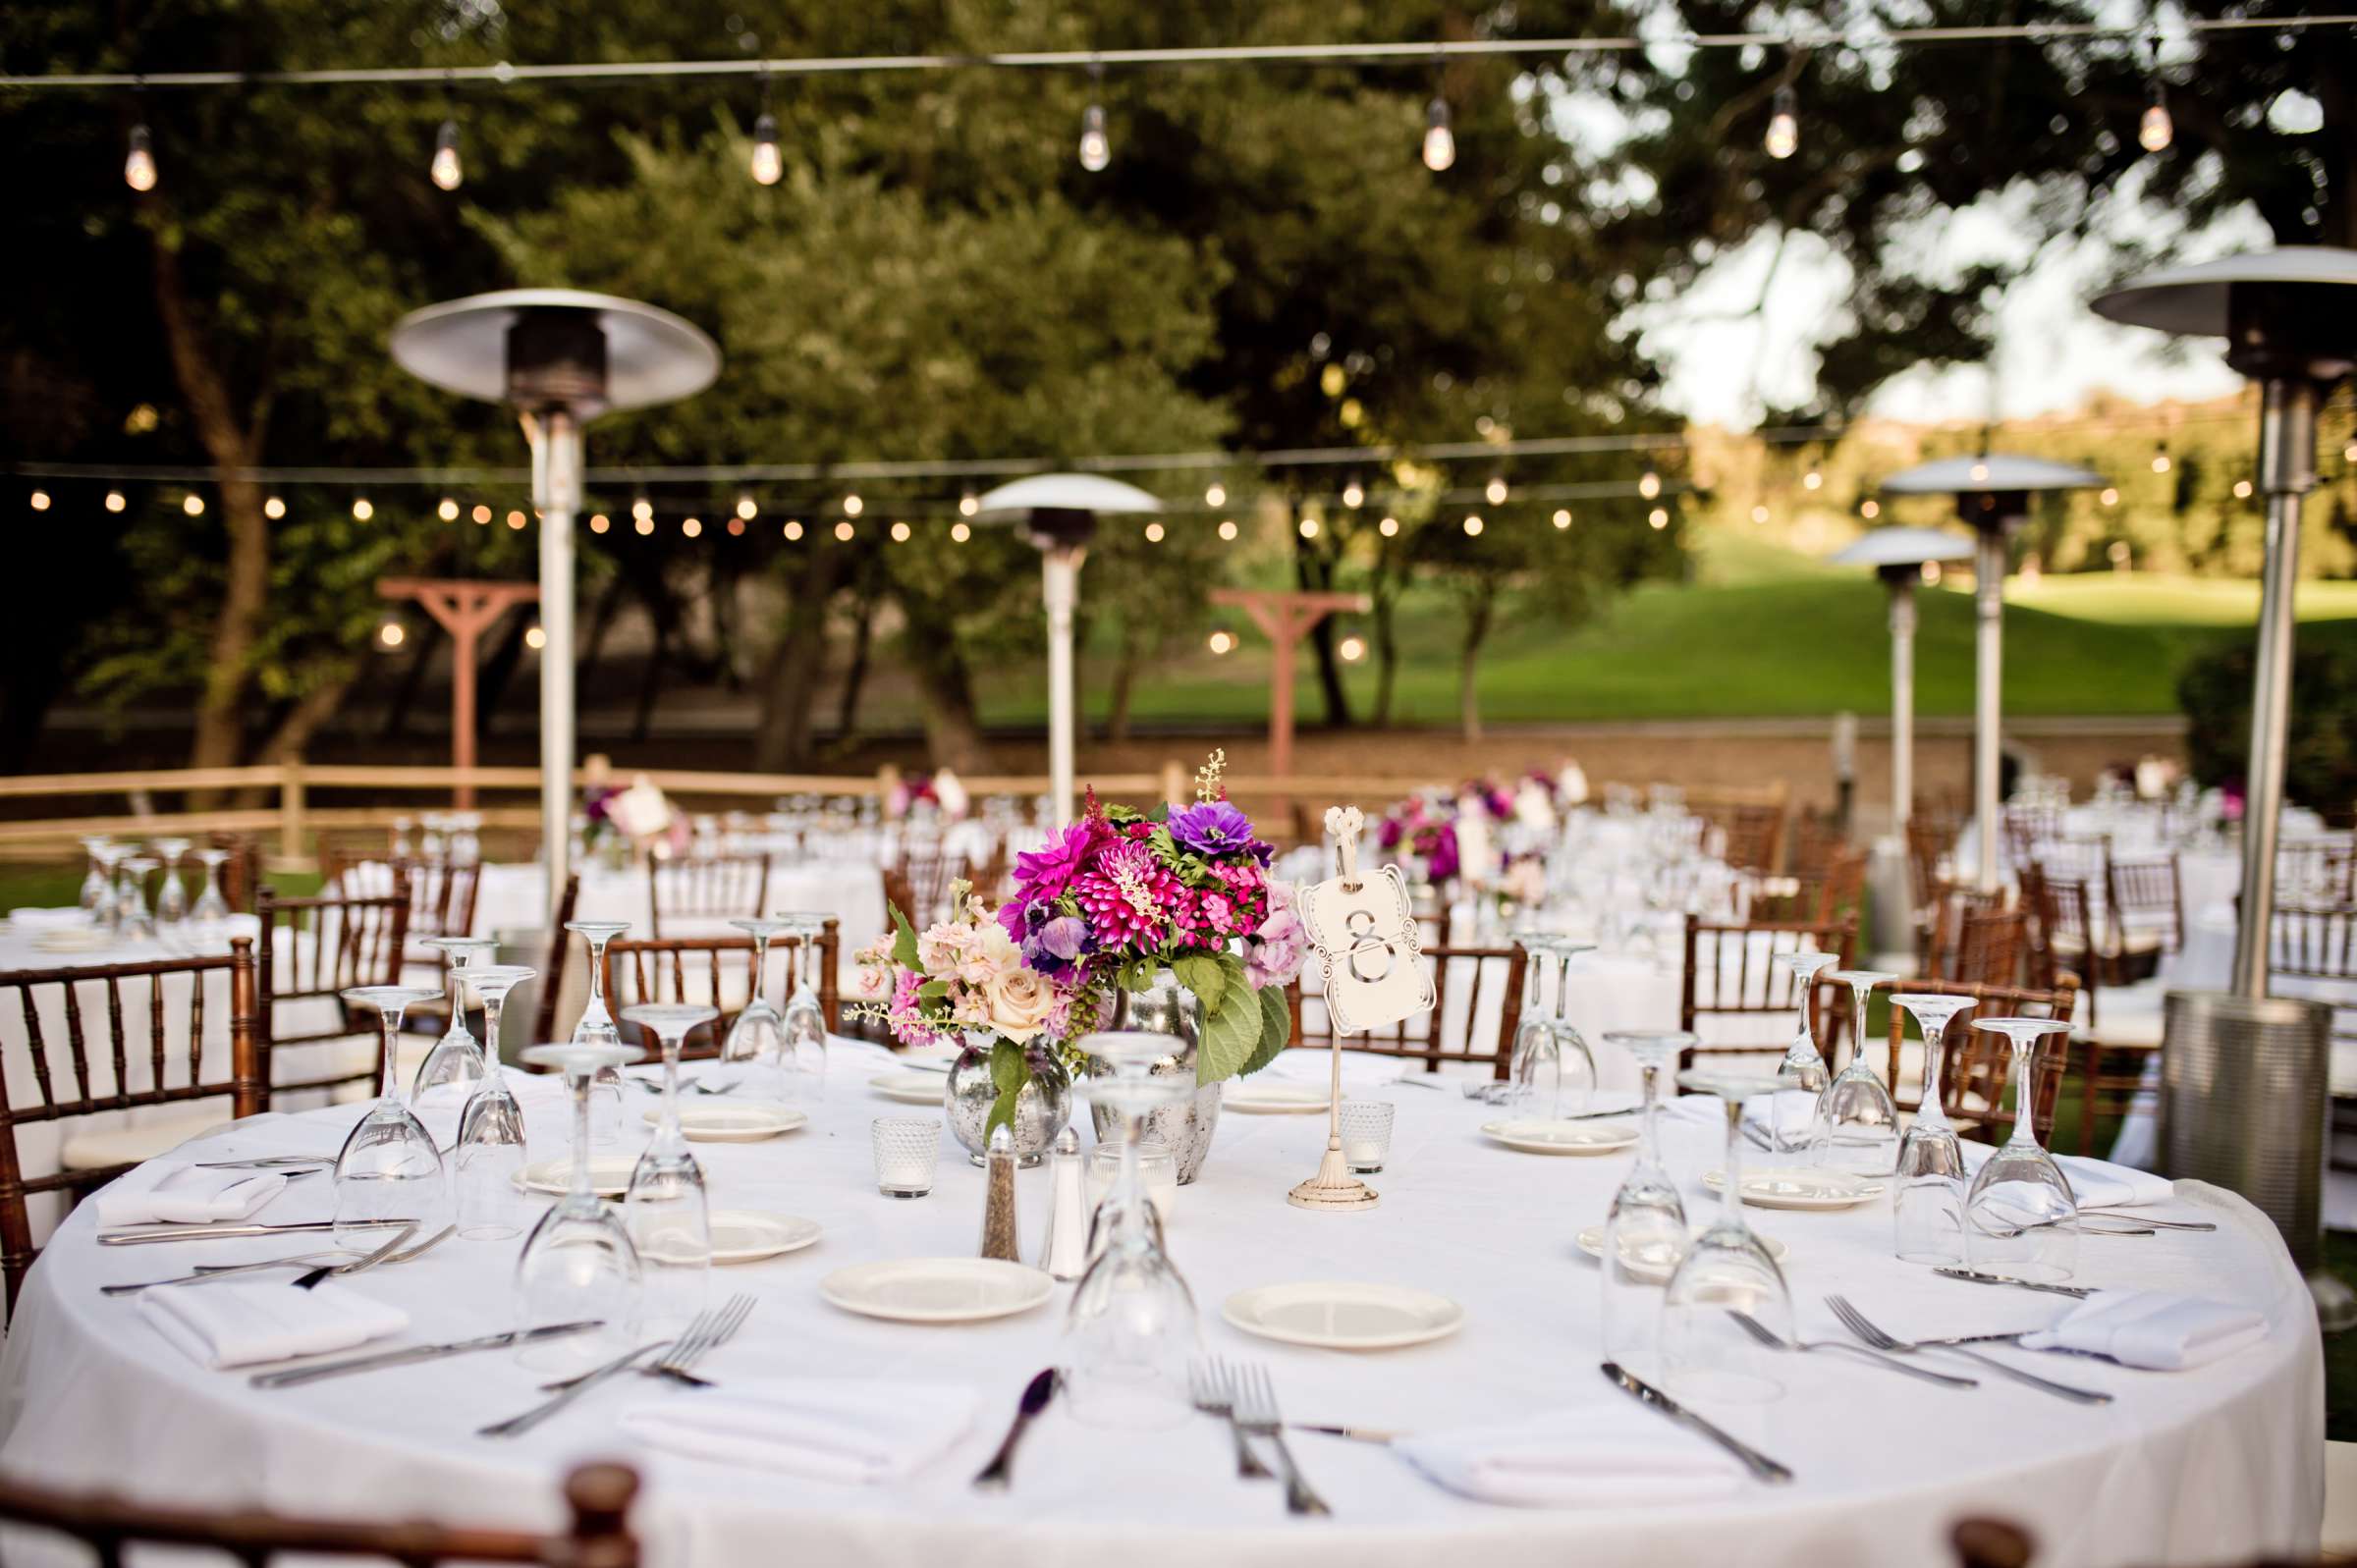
[1768,950,1837,1160]
[1062,1031,1201,1429]
[115,856,158,939]
[566,920,631,1143]
[1891,993,1974,1265]
[78,837,115,917]
[515,1041,645,1370]
[412,937,500,1109]
[190,847,232,925]
[1598,1030,1696,1374]
[452,964,536,1241]
[149,838,192,925]
[719,917,794,1097]
[1547,942,1600,1115]
[1964,1018,2079,1282]
[620,1002,717,1332]
[1661,1066,1794,1404]
[1503,931,1562,1109]
[776,912,831,1101]
[1821,970,1901,1176]
[332,986,450,1247]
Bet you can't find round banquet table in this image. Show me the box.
[0,1041,2322,1568]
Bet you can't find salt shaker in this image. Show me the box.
[1036,1127,1088,1280]
[979,1123,1020,1263]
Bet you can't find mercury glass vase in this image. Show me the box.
[1098,967,1225,1184]
[945,1033,1073,1168]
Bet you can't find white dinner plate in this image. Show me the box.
[869,1070,948,1106]
[641,1101,809,1142]
[1479,1118,1640,1156]
[1702,1168,1886,1210]
[1222,1083,1331,1114]
[1221,1281,1466,1351]
[818,1259,1055,1324]
[709,1210,823,1265]
[32,928,114,953]
[516,1153,638,1197]
[1574,1224,1788,1284]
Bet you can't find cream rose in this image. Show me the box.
[987,966,1060,1044]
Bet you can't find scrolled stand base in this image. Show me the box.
[1288,1137,1379,1212]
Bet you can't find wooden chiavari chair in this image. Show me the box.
[645,853,770,937]
[1746,848,1868,926]
[1921,881,2007,979]
[1952,907,2028,987]
[1678,915,1857,1072]
[604,922,840,1059]
[0,940,260,1314]
[2102,846,2181,978]
[255,883,412,1104]
[2001,801,2069,868]
[881,836,962,934]
[1787,810,1848,880]
[0,1460,640,1568]
[527,872,584,1046]
[2272,902,2357,1171]
[204,831,260,913]
[1703,802,1787,874]
[1880,974,2079,1143]
[1285,945,1528,1079]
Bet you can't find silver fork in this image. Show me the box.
[294,1223,453,1288]
[105,1225,438,1296]
[1825,1296,2112,1405]
[1727,1311,1979,1388]
[537,1296,748,1392]
[1189,1359,1271,1480]
[479,1339,671,1438]
[1227,1362,1330,1517]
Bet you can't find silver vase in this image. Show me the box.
[945,1034,1071,1168]
[1096,967,1225,1184]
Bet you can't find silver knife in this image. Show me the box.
[99,1219,415,1247]
[1600,1362,1792,1484]
[1934,1268,2097,1299]
[250,1323,606,1387]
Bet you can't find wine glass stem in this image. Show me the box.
[445,963,467,1042]
[1116,1107,1145,1243]
[480,996,504,1078]
[659,1031,684,1141]
[751,934,771,1008]
[2006,1038,2033,1145]
[586,939,610,1013]
[1919,1024,1950,1126]
[1850,983,1873,1077]
[1638,1061,1662,1165]
[568,1071,594,1197]
[377,1009,403,1103]
[1720,1096,1749,1230]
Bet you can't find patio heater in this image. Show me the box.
[1826,525,1974,957]
[2094,246,2357,1327]
[390,291,719,912]
[1877,456,2105,892]
[973,475,1162,830]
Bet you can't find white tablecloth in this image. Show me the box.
[0,1042,2320,1568]
[471,863,888,957]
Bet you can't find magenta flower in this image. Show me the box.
[1010,819,1107,906]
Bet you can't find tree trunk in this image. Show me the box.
[1105,622,1141,742]
[1294,525,1354,727]
[379,622,444,740]
[631,623,668,742]
[150,221,270,785]
[834,586,876,742]
[1458,582,1495,745]
[751,545,844,772]
[897,595,993,775]
[1371,573,1401,727]
[255,666,357,763]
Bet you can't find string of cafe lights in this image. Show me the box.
[21,15,2347,193]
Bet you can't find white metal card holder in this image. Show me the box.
[1288,806,1436,1212]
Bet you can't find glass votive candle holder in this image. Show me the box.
[1339,1099,1397,1173]
[871,1116,941,1198]
[1085,1139,1178,1230]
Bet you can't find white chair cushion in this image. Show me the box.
[61,1108,234,1171]
[2084,1010,2167,1049]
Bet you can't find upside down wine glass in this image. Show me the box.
[516,1041,644,1371]
[150,838,192,925]
[1891,993,1973,1265]
[1821,969,1900,1176]
[78,837,114,918]
[116,856,157,940]
[1661,1066,1794,1403]
[412,937,499,1108]
[777,912,830,1102]
[719,917,793,1097]
[452,963,535,1241]
[1063,1030,1200,1429]
[1547,942,1600,1115]
[333,986,449,1246]
[190,847,232,925]
[621,1003,716,1332]
[1769,949,1837,1160]
[566,920,631,1144]
[1501,930,1563,1108]
[1599,1029,1696,1374]
[1964,1017,2079,1282]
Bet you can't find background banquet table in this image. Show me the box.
[0,1041,2320,1568]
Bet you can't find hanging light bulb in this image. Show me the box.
[1204,481,1227,508]
[2233,478,2254,499]
[1378,515,1399,538]
[1422,94,1456,172]
[1484,473,1508,506]
[2152,442,2172,475]
[951,520,971,543]
[472,503,492,524]
[1802,464,1823,491]
[634,514,654,536]
[1750,504,1771,523]
[1861,498,1881,519]
[632,497,653,522]
[727,516,745,537]
[1649,508,1670,529]
[1462,514,1484,536]
[842,493,863,516]
[523,622,547,651]
[437,497,459,521]
[104,489,125,513]
[2101,486,2120,507]
[834,519,855,542]
[183,494,205,516]
[377,617,407,650]
[784,519,804,541]
[750,111,783,186]
[1077,59,1110,172]
[431,119,463,190]
[1637,468,1662,500]
[1765,82,1799,160]
[1218,518,1238,541]
[352,497,373,521]
[2140,59,2174,153]
[28,489,51,512]
[1342,477,1365,509]
[888,520,910,542]
[589,514,610,533]
[1143,521,1165,543]
[736,494,758,520]
[124,123,157,192]
[1208,627,1236,656]
[1339,634,1367,663]
[1552,509,1571,530]
[959,488,979,517]
[682,516,702,538]
[1298,516,1321,539]
[507,510,527,530]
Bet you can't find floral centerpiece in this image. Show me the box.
[583,773,687,865]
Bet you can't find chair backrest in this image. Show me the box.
[0,1460,639,1568]
[528,873,584,1046]
[1679,916,1857,1068]
[1882,974,2081,1141]
[2104,849,2184,951]
[1904,814,1953,910]
[1924,881,2009,980]
[1744,848,1868,927]
[645,854,770,937]
[205,832,261,913]
[1285,945,1528,1078]
[255,883,412,1102]
[0,940,260,1313]
[2273,902,2357,982]
[2001,802,2068,866]
[604,922,840,1058]
[1704,802,1786,874]
[1952,908,2027,988]
[1787,811,1848,880]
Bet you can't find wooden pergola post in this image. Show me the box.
[376,578,541,806]
[1208,587,1370,775]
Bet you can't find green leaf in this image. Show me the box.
[889,904,921,972]
[916,979,951,1001]
[1239,984,1294,1077]
[1146,801,1171,824]
[1172,952,1227,1016]
[985,1040,1031,1139]
[1195,978,1265,1084]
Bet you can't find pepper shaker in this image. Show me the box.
[979,1123,1020,1262]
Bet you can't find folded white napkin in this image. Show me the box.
[139,1279,410,1369]
[2017,1289,2266,1371]
[619,1379,977,1484]
[1396,1404,1747,1507]
[9,907,89,929]
[1960,1145,2175,1209]
[95,1162,288,1227]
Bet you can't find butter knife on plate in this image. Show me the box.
[251,1322,606,1388]
[1600,1362,1792,1485]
